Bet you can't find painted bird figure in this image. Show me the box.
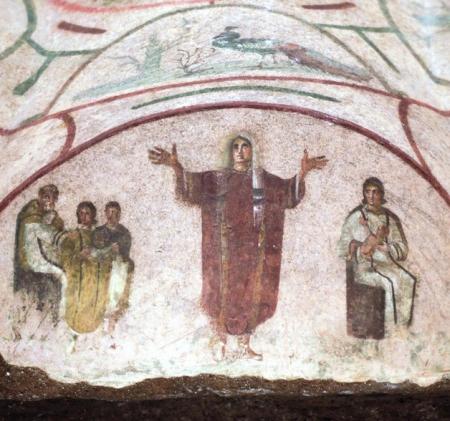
[212,26,370,82]
[213,26,281,62]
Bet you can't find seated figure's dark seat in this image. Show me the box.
[346,261,385,340]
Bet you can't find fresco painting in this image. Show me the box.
[338,177,417,340]
[149,137,327,360]
[0,0,449,389]
[13,184,65,339]
[12,190,133,349]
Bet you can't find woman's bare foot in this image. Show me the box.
[242,346,263,361]
[238,335,263,361]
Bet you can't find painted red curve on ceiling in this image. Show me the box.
[302,2,356,10]
[57,21,106,34]
[49,0,214,14]
[1,75,449,137]
[0,100,448,217]
[398,99,432,174]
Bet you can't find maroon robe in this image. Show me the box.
[176,167,305,335]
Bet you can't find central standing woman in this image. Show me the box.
[149,134,327,360]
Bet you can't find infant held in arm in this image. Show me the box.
[347,224,389,261]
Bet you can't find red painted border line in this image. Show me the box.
[398,99,432,174]
[57,21,106,34]
[50,0,214,14]
[53,75,397,117]
[2,75,449,137]
[0,113,75,215]
[0,101,448,216]
[59,114,76,157]
[302,2,356,10]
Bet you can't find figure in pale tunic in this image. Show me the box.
[93,201,134,332]
[338,177,417,339]
[13,185,66,333]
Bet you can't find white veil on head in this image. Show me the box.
[217,131,261,171]
[218,131,265,227]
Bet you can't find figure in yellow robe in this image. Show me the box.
[60,202,112,334]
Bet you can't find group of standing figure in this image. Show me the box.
[13,185,134,343]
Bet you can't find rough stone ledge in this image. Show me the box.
[1,354,449,401]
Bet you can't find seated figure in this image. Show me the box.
[337,177,417,339]
[13,184,66,333]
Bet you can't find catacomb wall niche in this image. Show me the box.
[0,0,449,400]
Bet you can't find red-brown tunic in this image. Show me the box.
[176,168,304,335]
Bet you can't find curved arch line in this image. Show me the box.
[39,2,392,117]
[2,74,449,137]
[49,0,213,13]
[0,100,448,216]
